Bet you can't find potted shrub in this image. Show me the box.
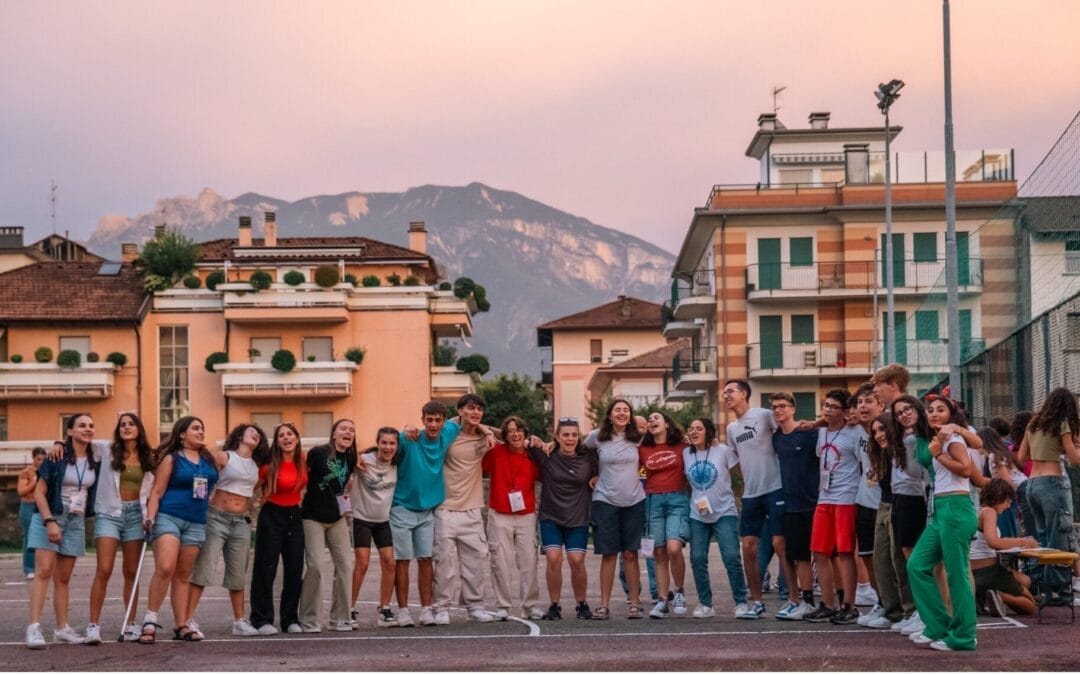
[105,352,127,368]
[270,349,297,373]
[456,354,490,376]
[434,343,457,367]
[306,354,317,362]
[249,270,273,291]
[313,265,340,288]
[361,275,381,287]
[86,351,100,363]
[248,348,261,361]
[182,275,201,289]
[438,281,452,291]
[386,273,401,287]
[403,274,421,286]
[10,354,23,363]
[283,270,305,286]
[453,277,476,299]
[344,347,366,365]
[206,270,226,291]
[34,346,53,363]
[205,351,229,373]
[343,273,358,287]
[57,349,81,369]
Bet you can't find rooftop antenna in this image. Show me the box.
[49,180,58,234]
[772,85,787,115]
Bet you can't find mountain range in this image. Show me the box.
[87,182,676,376]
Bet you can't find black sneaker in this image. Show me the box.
[575,602,592,620]
[985,590,1007,618]
[829,605,859,625]
[804,604,837,623]
[376,606,397,627]
[542,603,562,620]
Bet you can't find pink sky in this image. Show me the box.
[1,0,1077,253]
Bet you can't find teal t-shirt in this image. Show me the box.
[392,419,461,511]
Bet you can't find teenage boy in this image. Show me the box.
[723,379,787,619]
[770,393,821,621]
[851,385,883,620]
[804,389,863,625]
[870,363,910,408]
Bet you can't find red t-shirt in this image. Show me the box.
[483,443,540,515]
[638,443,688,494]
[262,460,308,507]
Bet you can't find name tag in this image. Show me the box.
[694,496,713,517]
[507,490,526,513]
[192,476,209,500]
[819,470,832,492]
[68,492,86,516]
[337,494,352,516]
[639,537,655,558]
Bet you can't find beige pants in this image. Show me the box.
[434,507,489,611]
[299,517,353,629]
[487,510,541,614]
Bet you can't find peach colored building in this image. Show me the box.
[668,112,1019,423]
[537,296,670,432]
[0,216,476,451]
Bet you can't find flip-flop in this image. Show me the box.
[592,606,610,620]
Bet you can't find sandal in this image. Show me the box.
[176,626,204,642]
[138,622,160,645]
[592,606,610,620]
[627,604,644,619]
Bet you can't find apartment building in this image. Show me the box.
[667,112,1019,421]
[0,217,476,448]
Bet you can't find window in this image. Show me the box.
[251,413,282,434]
[590,339,602,363]
[778,169,813,185]
[250,338,281,363]
[913,233,937,262]
[0,415,6,441]
[303,337,333,362]
[59,336,91,360]
[1066,232,1080,275]
[791,315,815,344]
[159,326,189,439]
[790,238,813,267]
[821,168,845,184]
[915,310,939,340]
[303,412,333,440]
[794,392,816,420]
[1067,314,1080,350]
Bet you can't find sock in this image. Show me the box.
[802,590,814,605]
[836,589,845,605]
[143,611,158,625]
[675,587,684,594]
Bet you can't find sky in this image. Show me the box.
[1,1,1078,254]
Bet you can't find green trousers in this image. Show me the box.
[907,494,978,650]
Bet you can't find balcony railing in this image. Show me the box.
[430,366,479,403]
[214,361,357,398]
[746,339,987,376]
[0,363,117,399]
[665,269,715,322]
[745,259,983,296]
[672,346,719,389]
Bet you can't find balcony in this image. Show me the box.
[0,363,117,399]
[746,339,986,379]
[214,361,357,398]
[664,269,715,323]
[428,291,474,338]
[430,366,479,404]
[672,346,719,391]
[745,259,983,301]
[220,283,349,323]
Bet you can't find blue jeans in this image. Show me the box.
[19,501,36,575]
[756,519,788,597]
[689,516,747,607]
[1027,475,1073,551]
[619,553,658,600]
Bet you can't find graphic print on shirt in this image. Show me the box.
[687,457,718,491]
[820,441,842,475]
[320,455,349,493]
[643,449,680,473]
[734,423,759,446]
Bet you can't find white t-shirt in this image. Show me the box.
[932,433,972,495]
[854,426,882,509]
[683,443,739,523]
[726,407,781,499]
[817,425,863,505]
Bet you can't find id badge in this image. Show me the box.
[639,537,655,558]
[192,476,209,500]
[694,496,713,517]
[819,470,832,492]
[68,492,86,516]
[507,490,526,513]
[337,494,352,516]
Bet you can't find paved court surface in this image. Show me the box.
[1,549,1077,671]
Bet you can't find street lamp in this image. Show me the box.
[875,78,904,364]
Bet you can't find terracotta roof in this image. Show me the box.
[0,262,147,322]
[538,296,663,330]
[601,338,690,370]
[197,237,431,263]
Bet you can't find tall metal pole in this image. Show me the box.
[943,0,962,392]
[884,108,896,363]
[872,247,880,368]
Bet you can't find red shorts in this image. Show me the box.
[810,503,857,555]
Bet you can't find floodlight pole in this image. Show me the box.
[943,0,962,393]
[882,96,897,364]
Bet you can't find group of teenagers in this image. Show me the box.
[17,367,1080,654]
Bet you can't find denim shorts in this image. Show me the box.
[388,505,434,560]
[739,488,786,537]
[95,500,146,543]
[646,491,690,544]
[28,511,86,558]
[191,507,252,589]
[153,511,207,547]
[539,519,589,553]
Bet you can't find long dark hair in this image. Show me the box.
[267,422,304,495]
[223,423,269,462]
[689,417,718,450]
[640,412,684,448]
[598,398,642,443]
[155,415,212,467]
[328,418,358,468]
[63,412,99,468]
[1028,387,1080,441]
[1009,411,1033,450]
[977,426,1018,474]
[867,412,893,482]
[924,394,969,430]
[110,412,154,473]
[890,396,932,471]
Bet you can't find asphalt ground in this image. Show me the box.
[1,548,1077,671]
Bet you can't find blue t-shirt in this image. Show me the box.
[773,427,819,513]
[159,452,218,524]
[392,419,461,511]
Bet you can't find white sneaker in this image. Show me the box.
[737,601,766,619]
[1072,577,1080,594]
[84,623,102,645]
[775,601,800,620]
[300,624,322,633]
[649,600,668,619]
[396,608,415,627]
[901,614,925,636]
[328,620,353,632]
[910,631,933,645]
[857,603,884,626]
[468,609,494,623]
[418,607,437,626]
[867,615,894,629]
[891,614,912,632]
[527,608,546,620]
[232,618,259,636]
[692,604,715,619]
[26,623,46,650]
[855,582,879,607]
[123,623,141,642]
[377,607,398,627]
[257,624,279,636]
[731,602,749,618]
[672,591,688,615]
[493,609,509,621]
[54,625,84,644]
[27,572,35,580]
[286,623,303,634]
[929,640,953,651]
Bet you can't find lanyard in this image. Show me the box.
[506,448,527,491]
[822,427,844,475]
[73,457,87,491]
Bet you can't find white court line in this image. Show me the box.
[507,615,540,637]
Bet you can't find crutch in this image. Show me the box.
[118,532,152,642]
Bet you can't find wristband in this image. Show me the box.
[43,517,57,525]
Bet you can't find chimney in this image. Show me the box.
[808,111,831,129]
[264,212,277,248]
[153,224,165,239]
[121,243,138,263]
[757,112,778,131]
[0,226,24,249]
[238,216,252,247]
[408,221,427,254]
[619,295,632,318]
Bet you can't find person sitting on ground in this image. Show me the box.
[969,478,1038,617]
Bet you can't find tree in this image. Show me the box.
[586,393,710,433]
[477,373,551,437]
[137,229,200,291]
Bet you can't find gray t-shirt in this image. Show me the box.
[726,407,781,499]
[683,443,739,523]
[817,425,863,505]
[350,452,397,522]
[854,426,882,509]
[891,433,929,497]
[583,430,645,507]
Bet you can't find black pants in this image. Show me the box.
[250,502,305,629]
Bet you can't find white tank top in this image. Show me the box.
[215,451,258,497]
[969,519,997,561]
[932,433,971,495]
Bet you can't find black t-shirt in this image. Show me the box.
[526,445,598,528]
[773,427,820,512]
[301,444,357,523]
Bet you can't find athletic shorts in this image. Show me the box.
[856,505,877,556]
[388,505,434,560]
[354,518,392,549]
[739,488,786,538]
[539,519,589,554]
[973,563,1024,597]
[891,494,928,550]
[784,510,815,563]
[591,499,645,555]
[810,503,857,555]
